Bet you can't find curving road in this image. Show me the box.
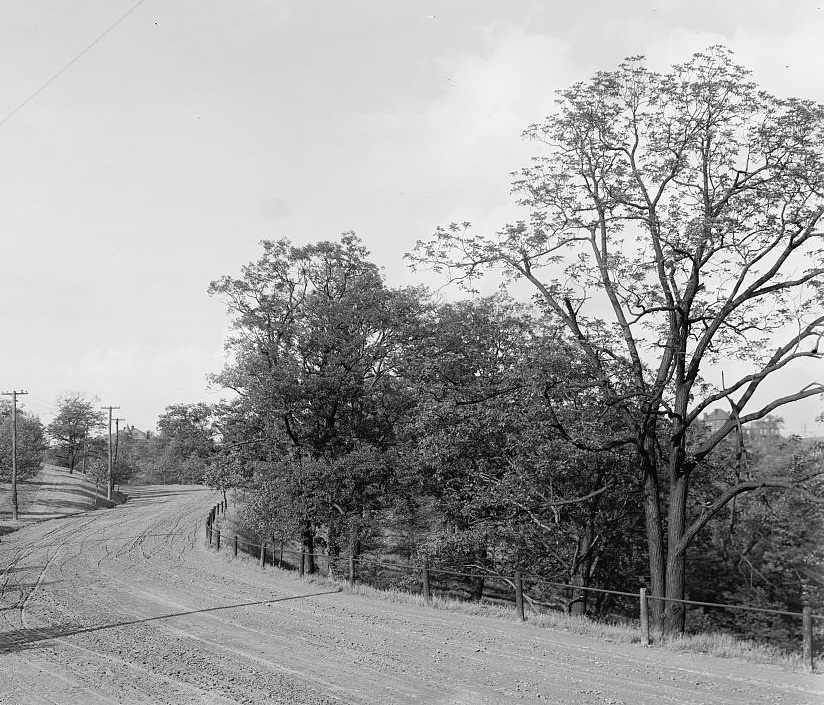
[0,475,821,704]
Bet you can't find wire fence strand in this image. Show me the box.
[204,502,823,622]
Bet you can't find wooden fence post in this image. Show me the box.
[640,588,650,646]
[260,541,266,569]
[422,561,431,603]
[299,547,305,577]
[215,529,221,551]
[515,571,525,621]
[233,535,238,557]
[803,605,814,672]
[208,524,213,545]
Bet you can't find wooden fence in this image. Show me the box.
[204,498,820,672]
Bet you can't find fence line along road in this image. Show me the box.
[203,497,820,672]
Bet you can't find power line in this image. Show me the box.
[0,0,150,127]
[27,393,60,409]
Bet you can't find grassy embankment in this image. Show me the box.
[212,502,820,673]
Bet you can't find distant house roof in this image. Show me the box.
[124,424,149,440]
[702,409,783,439]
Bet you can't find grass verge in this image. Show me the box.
[208,508,819,673]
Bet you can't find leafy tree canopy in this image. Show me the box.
[0,402,46,482]
[46,392,105,473]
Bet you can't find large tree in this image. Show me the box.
[209,233,426,567]
[209,234,424,459]
[411,47,824,632]
[155,403,217,483]
[46,393,106,473]
[0,403,47,482]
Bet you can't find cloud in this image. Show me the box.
[354,26,579,231]
[258,196,292,218]
[421,26,572,157]
[639,8,824,101]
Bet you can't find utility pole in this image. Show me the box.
[114,417,124,463]
[102,405,120,500]
[2,390,28,520]
[114,417,124,492]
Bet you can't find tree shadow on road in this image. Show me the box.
[122,487,210,505]
[0,588,342,655]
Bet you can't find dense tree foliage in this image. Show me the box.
[208,234,427,564]
[0,402,47,481]
[406,296,645,613]
[103,405,219,485]
[206,237,649,601]
[687,436,824,643]
[152,403,217,483]
[209,234,424,458]
[46,393,105,473]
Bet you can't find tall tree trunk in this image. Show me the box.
[327,524,341,577]
[469,576,485,601]
[569,522,595,617]
[643,467,666,632]
[665,472,690,633]
[349,526,360,584]
[303,526,316,574]
[665,377,692,634]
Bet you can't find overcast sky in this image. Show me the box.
[0,0,822,434]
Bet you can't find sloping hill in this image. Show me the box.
[0,464,118,538]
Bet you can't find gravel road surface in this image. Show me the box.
[1,470,821,704]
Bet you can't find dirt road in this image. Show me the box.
[1,479,821,704]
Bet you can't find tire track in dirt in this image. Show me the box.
[2,482,822,705]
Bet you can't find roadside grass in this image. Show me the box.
[208,506,818,673]
[343,580,818,672]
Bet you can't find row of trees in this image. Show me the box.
[89,401,217,486]
[204,47,824,640]
[0,393,218,490]
[205,233,821,641]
